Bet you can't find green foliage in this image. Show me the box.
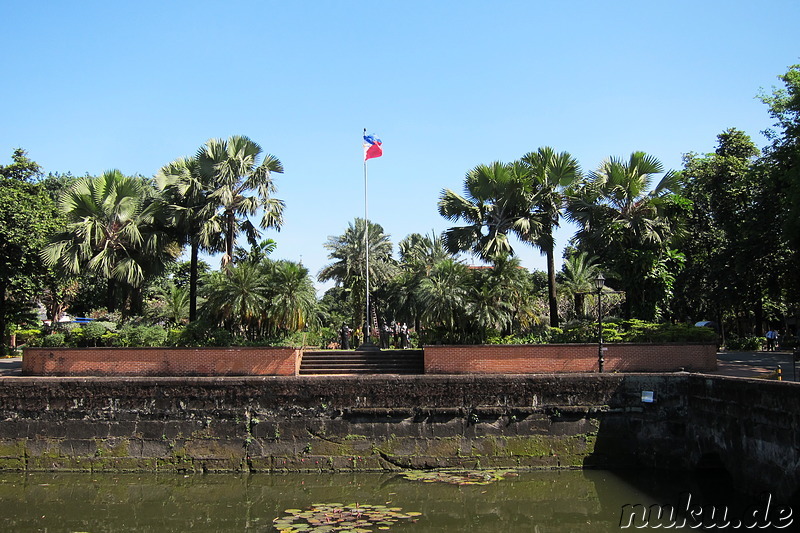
[487,320,715,344]
[0,150,61,354]
[112,324,168,347]
[13,328,41,346]
[725,335,763,351]
[40,333,66,347]
[173,320,233,347]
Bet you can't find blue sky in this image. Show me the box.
[2,1,798,293]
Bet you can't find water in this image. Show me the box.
[0,469,763,532]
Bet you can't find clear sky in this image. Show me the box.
[2,1,798,293]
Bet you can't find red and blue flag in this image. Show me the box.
[363,133,383,161]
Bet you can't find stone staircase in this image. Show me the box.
[298,349,424,375]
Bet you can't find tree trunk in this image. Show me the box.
[189,241,199,322]
[546,244,559,328]
[224,211,235,270]
[106,279,116,313]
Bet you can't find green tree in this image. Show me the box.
[266,260,318,334]
[202,262,270,339]
[202,258,317,340]
[676,129,782,335]
[418,258,473,342]
[386,232,453,330]
[156,156,221,322]
[520,147,582,327]
[760,65,800,307]
[196,135,285,269]
[42,170,178,314]
[318,218,398,329]
[0,149,59,353]
[568,152,687,320]
[558,251,603,319]
[438,161,538,260]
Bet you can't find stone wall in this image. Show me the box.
[0,373,797,499]
[22,347,300,376]
[423,343,717,374]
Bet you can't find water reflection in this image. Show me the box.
[0,470,741,532]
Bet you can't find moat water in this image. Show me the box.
[0,469,769,532]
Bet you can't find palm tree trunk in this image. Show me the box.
[189,240,199,322]
[106,279,116,313]
[546,244,559,328]
[224,210,235,270]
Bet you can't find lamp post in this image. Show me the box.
[595,273,605,373]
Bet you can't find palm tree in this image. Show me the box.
[42,170,177,313]
[318,218,398,329]
[388,232,453,330]
[567,152,683,319]
[438,161,539,260]
[520,147,582,327]
[156,157,221,321]
[559,251,603,318]
[266,260,318,334]
[417,259,472,342]
[196,135,285,269]
[202,262,270,338]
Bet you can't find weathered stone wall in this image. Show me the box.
[423,343,717,374]
[0,374,796,499]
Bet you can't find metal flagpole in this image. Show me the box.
[363,128,370,343]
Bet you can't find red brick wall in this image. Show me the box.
[423,343,717,374]
[22,347,300,377]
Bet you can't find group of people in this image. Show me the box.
[338,321,410,350]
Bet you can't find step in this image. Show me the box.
[299,349,424,375]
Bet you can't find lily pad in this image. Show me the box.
[273,502,422,532]
[399,469,518,486]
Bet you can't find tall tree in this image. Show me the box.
[0,149,59,353]
[568,152,687,320]
[677,129,782,334]
[42,170,178,314]
[196,135,285,269]
[156,156,220,321]
[520,147,582,327]
[318,218,398,329]
[438,161,538,260]
[760,65,800,306]
[387,232,453,330]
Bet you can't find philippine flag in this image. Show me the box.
[363,133,383,161]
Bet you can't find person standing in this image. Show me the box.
[340,324,351,350]
[766,328,778,351]
[400,323,409,349]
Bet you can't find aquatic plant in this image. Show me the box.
[272,502,422,532]
[400,469,518,486]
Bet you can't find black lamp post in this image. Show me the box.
[595,273,605,373]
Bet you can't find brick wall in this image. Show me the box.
[22,346,300,376]
[423,343,717,374]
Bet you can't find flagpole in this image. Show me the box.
[363,128,370,344]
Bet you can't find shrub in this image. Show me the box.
[725,335,763,351]
[174,321,232,347]
[113,325,168,347]
[40,333,66,347]
[71,321,110,347]
[14,328,41,346]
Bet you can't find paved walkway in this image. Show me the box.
[1,351,797,380]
